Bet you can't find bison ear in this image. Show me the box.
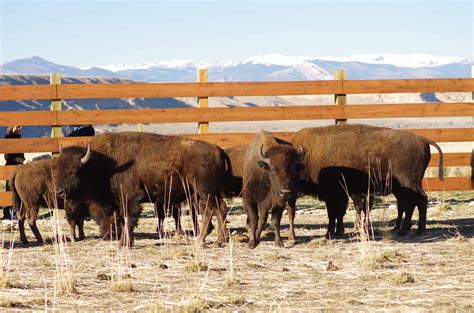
[295,163,305,172]
[257,160,270,170]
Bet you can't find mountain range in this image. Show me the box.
[1,54,472,82]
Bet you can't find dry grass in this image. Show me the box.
[0,192,473,311]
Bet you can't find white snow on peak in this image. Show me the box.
[318,53,466,68]
[243,54,313,66]
[98,60,210,72]
[91,53,469,72]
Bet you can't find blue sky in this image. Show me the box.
[0,0,472,67]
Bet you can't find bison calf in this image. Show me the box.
[11,159,86,245]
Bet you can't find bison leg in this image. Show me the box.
[28,220,43,245]
[155,204,165,239]
[18,218,29,246]
[397,199,415,236]
[256,208,269,242]
[172,205,185,236]
[198,204,213,244]
[67,218,77,242]
[415,192,428,235]
[190,203,200,237]
[325,203,337,239]
[243,197,259,249]
[287,199,297,242]
[215,199,228,245]
[393,204,404,231]
[271,207,285,248]
[78,219,85,241]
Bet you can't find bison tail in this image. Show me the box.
[423,137,444,180]
[10,171,22,213]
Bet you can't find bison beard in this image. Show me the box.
[242,131,304,249]
[53,132,230,247]
[291,124,444,238]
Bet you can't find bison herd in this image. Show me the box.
[10,123,443,249]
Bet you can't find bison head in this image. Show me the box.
[54,144,109,201]
[257,144,304,202]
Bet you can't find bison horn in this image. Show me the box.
[298,146,305,162]
[259,145,270,163]
[80,144,91,165]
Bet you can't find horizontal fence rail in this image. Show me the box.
[1,78,474,101]
[1,76,473,206]
[1,103,474,126]
[1,128,474,154]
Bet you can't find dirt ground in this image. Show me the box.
[0,192,473,312]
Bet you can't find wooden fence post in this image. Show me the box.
[197,69,209,134]
[471,65,474,180]
[50,73,62,157]
[334,69,347,125]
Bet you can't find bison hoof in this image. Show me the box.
[415,229,425,236]
[325,232,335,240]
[274,240,284,248]
[397,230,407,236]
[248,239,258,249]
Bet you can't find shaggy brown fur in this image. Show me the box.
[291,124,443,237]
[223,145,247,197]
[11,159,114,245]
[54,132,230,247]
[243,131,303,249]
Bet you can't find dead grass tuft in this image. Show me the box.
[185,260,209,273]
[231,233,249,243]
[56,276,77,295]
[358,246,403,269]
[110,279,134,293]
[181,298,217,312]
[224,275,240,287]
[263,252,290,262]
[389,271,415,285]
[308,237,328,247]
[0,299,27,308]
[245,262,264,270]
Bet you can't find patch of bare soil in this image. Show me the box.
[0,192,473,311]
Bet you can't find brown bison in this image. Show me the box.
[224,144,299,242]
[243,131,304,248]
[11,159,116,245]
[223,145,247,198]
[291,124,443,237]
[53,132,231,247]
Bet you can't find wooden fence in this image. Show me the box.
[1,72,474,206]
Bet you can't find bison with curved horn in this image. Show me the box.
[53,132,231,247]
[242,131,304,248]
[291,124,443,238]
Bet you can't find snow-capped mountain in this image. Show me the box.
[318,53,468,68]
[2,54,471,83]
